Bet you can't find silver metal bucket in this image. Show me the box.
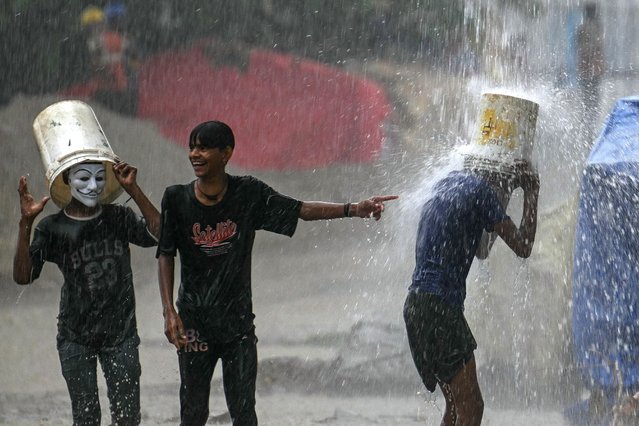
[32,100,123,208]
[462,93,539,176]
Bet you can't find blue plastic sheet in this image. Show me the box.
[587,96,639,165]
[572,96,639,395]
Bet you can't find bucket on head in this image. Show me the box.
[462,93,539,176]
[32,100,123,208]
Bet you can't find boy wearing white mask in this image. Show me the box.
[13,160,159,426]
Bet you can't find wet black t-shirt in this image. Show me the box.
[30,204,157,348]
[156,175,301,343]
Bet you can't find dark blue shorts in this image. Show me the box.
[403,291,477,392]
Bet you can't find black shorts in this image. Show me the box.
[403,291,477,392]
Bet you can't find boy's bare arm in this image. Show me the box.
[13,176,49,284]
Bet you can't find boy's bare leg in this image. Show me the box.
[439,356,484,426]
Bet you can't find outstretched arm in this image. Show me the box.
[493,171,539,258]
[158,254,187,349]
[113,161,161,238]
[299,195,398,221]
[13,176,49,284]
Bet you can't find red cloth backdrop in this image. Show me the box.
[68,41,392,170]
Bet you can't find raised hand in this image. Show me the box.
[18,176,49,221]
[112,161,139,192]
[513,161,540,193]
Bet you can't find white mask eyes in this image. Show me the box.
[68,163,106,207]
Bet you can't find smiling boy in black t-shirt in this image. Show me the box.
[157,120,397,425]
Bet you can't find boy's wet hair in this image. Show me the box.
[189,121,235,150]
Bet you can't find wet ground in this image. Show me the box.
[0,273,570,425]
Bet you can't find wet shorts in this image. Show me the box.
[403,291,477,392]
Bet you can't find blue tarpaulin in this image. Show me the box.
[571,96,639,421]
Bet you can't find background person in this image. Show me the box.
[576,2,605,127]
[80,5,106,84]
[83,2,139,116]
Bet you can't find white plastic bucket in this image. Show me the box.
[32,100,123,208]
[462,93,539,175]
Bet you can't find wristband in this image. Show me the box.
[343,203,351,218]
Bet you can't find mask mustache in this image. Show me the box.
[77,189,103,196]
